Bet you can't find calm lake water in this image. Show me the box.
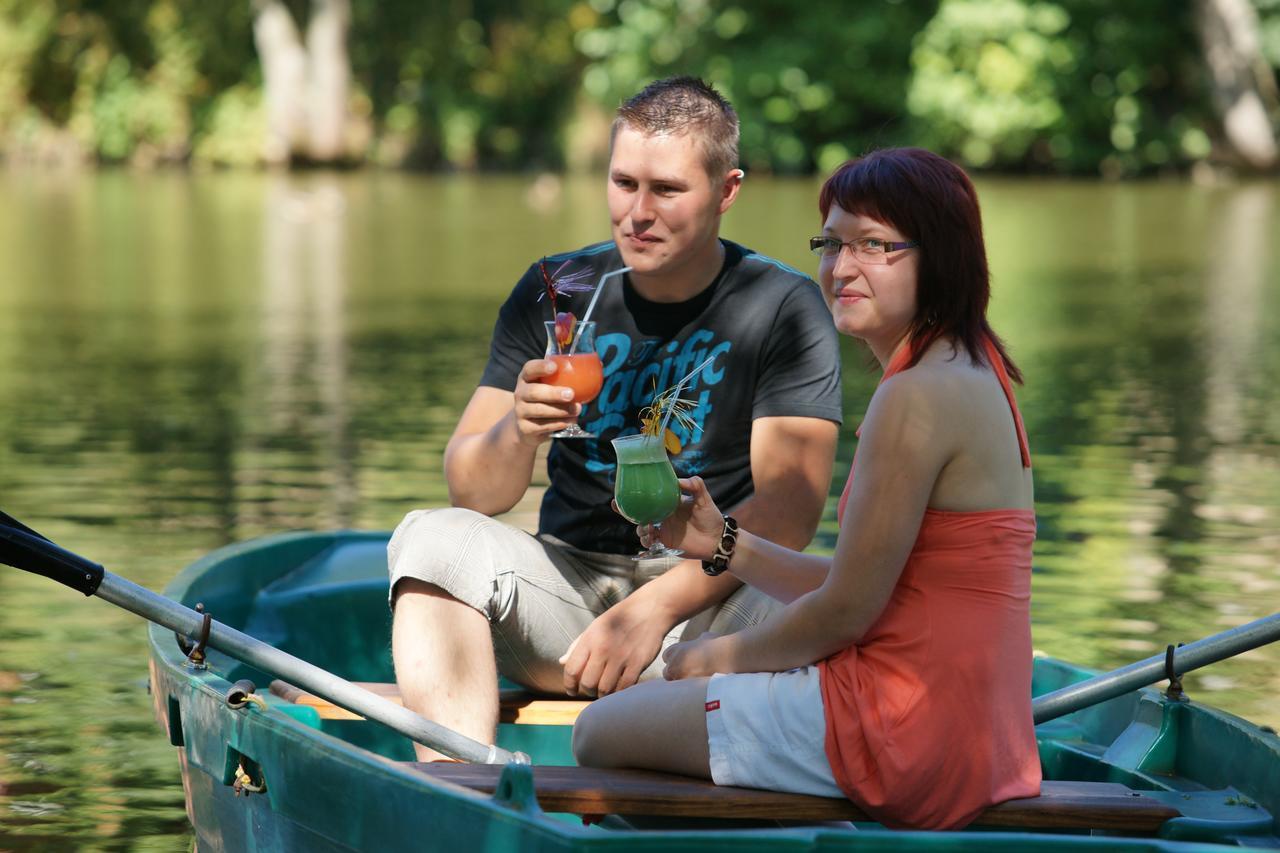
[1,169,1278,849]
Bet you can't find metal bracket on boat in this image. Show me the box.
[1164,643,1188,702]
[226,680,268,712]
[232,760,267,796]
[492,761,542,816]
[175,603,212,670]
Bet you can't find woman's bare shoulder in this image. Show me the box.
[869,347,1005,440]
[862,365,958,459]
[876,346,989,403]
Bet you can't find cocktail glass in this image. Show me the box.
[611,433,683,560]
[536,320,603,439]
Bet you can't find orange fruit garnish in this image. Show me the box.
[663,429,682,454]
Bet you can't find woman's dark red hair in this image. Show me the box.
[818,147,1022,383]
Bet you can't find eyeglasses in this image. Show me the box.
[809,236,919,264]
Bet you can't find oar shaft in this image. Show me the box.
[95,571,518,764]
[1033,612,1280,725]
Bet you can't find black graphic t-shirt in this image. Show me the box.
[480,240,843,555]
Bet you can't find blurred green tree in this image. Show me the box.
[908,0,1275,174]
[349,0,585,170]
[0,0,1276,174]
[4,0,200,164]
[574,0,939,174]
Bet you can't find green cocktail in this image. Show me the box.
[611,433,682,559]
[615,462,679,524]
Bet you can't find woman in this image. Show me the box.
[571,147,1041,830]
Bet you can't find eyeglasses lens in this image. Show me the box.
[809,238,889,265]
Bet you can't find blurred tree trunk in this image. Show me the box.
[252,0,351,166]
[305,0,350,161]
[1196,0,1279,170]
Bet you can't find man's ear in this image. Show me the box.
[719,168,745,213]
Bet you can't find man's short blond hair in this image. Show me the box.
[611,76,740,180]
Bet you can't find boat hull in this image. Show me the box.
[147,531,1280,851]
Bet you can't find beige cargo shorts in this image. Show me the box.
[388,507,781,695]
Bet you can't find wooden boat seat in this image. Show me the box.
[268,680,589,725]
[409,763,1184,831]
[276,680,1184,830]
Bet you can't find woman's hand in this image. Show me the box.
[661,632,735,680]
[637,476,726,560]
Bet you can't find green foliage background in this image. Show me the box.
[1,0,1277,174]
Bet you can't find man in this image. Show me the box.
[389,76,841,760]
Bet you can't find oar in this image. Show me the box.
[0,510,525,765]
[1033,611,1280,724]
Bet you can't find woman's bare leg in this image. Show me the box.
[572,676,712,778]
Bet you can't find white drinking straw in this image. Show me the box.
[571,266,631,352]
[656,354,718,440]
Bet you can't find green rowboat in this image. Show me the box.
[126,530,1280,850]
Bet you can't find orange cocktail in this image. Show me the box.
[537,320,602,439]
[542,353,603,404]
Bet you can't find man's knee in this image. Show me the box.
[391,579,489,636]
[391,580,491,670]
[388,506,505,619]
[391,576,454,611]
[391,580,490,658]
[388,507,483,569]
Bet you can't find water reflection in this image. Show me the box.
[1192,184,1280,702]
[0,172,1278,848]
[240,177,356,534]
[991,180,1280,713]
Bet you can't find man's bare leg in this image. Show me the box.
[391,578,498,761]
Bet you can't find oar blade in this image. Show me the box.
[0,509,52,542]
[0,511,104,595]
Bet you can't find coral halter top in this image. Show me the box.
[818,336,1041,829]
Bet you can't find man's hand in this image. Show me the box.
[513,358,580,444]
[559,598,673,697]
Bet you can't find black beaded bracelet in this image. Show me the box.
[701,515,739,576]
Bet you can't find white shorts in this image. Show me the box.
[705,666,846,799]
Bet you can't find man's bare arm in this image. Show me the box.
[444,359,582,514]
[735,414,840,548]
